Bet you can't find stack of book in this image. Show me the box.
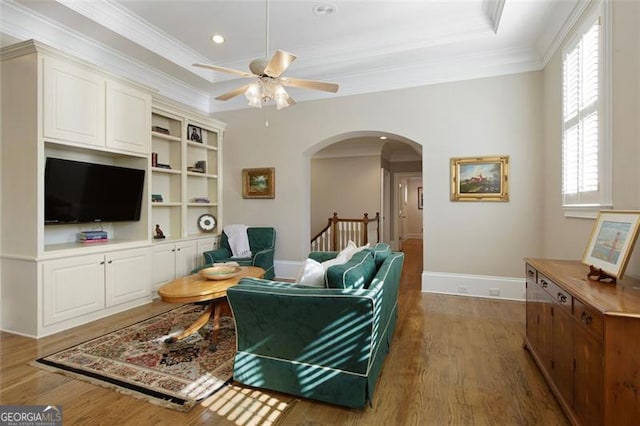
[78,230,108,243]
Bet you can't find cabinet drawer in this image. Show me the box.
[526,264,537,284]
[539,273,572,310]
[573,298,604,340]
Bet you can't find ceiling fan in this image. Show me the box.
[194,50,339,110]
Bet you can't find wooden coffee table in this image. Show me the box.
[157,266,265,350]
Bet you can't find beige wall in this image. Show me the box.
[310,155,381,237]
[215,70,543,277]
[542,1,640,276]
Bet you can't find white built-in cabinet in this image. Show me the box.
[152,241,198,292]
[42,254,106,327]
[0,40,225,338]
[43,56,106,147]
[42,248,151,327]
[150,236,219,292]
[43,57,151,155]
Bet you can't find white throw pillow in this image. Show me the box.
[321,253,348,269]
[338,240,358,260]
[296,258,326,287]
[339,240,370,261]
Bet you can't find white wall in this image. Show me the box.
[215,70,543,280]
[542,1,640,277]
[310,155,381,237]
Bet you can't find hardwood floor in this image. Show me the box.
[0,239,567,425]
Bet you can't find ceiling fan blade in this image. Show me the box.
[281,77,339,93]
[193,63,255,78]
[264,50,296,78]
[215,84,253,101]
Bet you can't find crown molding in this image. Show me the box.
[208,44,544,113]
[539,0,594,67]
[55,0,215,82]
[1,0,211,112]
[54,0,497,86]
[2,0,550,115]
[483,0,506,34]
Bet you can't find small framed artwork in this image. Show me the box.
[187,124,202,143]
[582,210,640,280]
[450,155,509,202]
[418,187,423,210]
[242,168,275,199]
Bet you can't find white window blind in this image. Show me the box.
[562,15,608,209]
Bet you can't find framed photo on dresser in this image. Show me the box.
[582,210,640,280]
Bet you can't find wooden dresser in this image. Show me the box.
[524,258,640,426]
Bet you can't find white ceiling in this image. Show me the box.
[1,0,587,114]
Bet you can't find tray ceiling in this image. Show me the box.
[1,0,586,112]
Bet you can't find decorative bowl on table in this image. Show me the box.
[199,265,241,280]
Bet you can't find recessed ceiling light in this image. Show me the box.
[313,3,336,17]
[380,136,388,140]
[211,34,225,44]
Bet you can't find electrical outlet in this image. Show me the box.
[489,288,500,296]
[457,286,469,294]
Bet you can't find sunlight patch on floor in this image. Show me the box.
[200,384,291,425]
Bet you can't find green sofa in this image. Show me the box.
[202,227,276,279]
[226,243,405,408]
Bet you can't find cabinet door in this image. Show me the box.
[175,241,198,277]
[525,279,541,349]
[538,287,554,372]
[551,305,574,404]
[42,254,105,326]
[152,244,177,291]
[196,236,218,266]
[573,326,603,426]
[43,57,105,147]
[105,248,152,307]
[106,81,151,154]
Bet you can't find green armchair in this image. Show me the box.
[202,227,276,279]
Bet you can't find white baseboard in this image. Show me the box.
[274,260,303,281]
[275,262,525,301]
[422,270,525,301]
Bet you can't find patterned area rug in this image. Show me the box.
[33,304,235,411]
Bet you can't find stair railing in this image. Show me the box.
[311,212,380,251]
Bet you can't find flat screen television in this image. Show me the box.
[45,157,145,225]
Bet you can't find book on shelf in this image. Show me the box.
[152,126,170,135]
[79,231,108,241]
[80,238,109,244]
[155,163,172,169]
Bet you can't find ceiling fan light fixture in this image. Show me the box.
[274,85,292,110]
[245,82,263,108]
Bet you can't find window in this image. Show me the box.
[562,5,610,215]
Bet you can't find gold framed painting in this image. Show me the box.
[242,168,275,199]
[582,210,640,280]
[450,156,509,202]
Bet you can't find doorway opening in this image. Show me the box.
[308,131,422,253]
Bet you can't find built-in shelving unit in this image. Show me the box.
[0,40,225,338]
[151,101,225,241]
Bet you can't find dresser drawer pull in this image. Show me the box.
[557,293,567,303]
[581,311,593,325]
[540,279,548,288]
[527,270,534,278]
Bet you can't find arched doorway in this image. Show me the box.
[307,131,422,251]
